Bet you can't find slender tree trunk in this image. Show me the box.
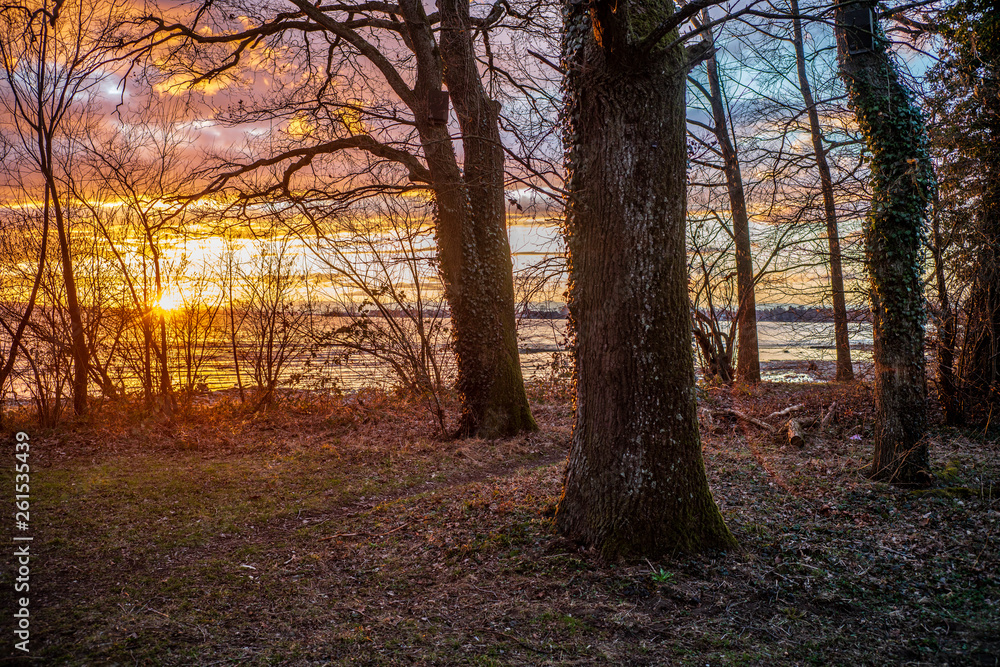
[226,260,245,403]
[141,261,153,407]
[398,0,535,438]
[143,317,153,406]
[47,169,89,416]
[930,191,960,423]
[704,34,760,383]
[792,0,853,381]
[834,0,932,485]
[0,183,50,393]
[555,0,735,557]
[151,247,173,418]
[959,229,1000,417]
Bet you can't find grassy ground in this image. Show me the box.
[1,381,998,665]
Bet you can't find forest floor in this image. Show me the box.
[1,376,998,666]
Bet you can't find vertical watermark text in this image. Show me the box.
[13,431,31,653]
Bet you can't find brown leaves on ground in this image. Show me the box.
[3,381,998,665]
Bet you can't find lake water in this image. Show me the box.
[1,314,871,404]
[256,318,873,391]
[517,319,873,384]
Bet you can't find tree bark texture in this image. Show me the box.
[390,0,536,438]
[436,0,537,437]
[287,0,535,438]
[791,0,853,382]
[930,193,961,424]
[957,67,1000,418]
[556,0,736,557]
[834,1,931,484]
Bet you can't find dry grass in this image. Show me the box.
[1,381,998,665]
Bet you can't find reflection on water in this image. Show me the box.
[1,314,874,402]
[756,321,872,358]
[0,286,872,400]
[321,318,870,390]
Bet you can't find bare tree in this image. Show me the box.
[130,0,538,437]
[689,2,869,380]
[235,236,306,407]
[790,0,853,380]
[689,17,761,383]
[70,101,200,415]
[289,195,451,430]
[0,162,49,420]
[0,0,130,415]
[0,197,49,424]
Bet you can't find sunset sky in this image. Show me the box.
[0,0,934,315]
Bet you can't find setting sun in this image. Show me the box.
[156,288,184,311]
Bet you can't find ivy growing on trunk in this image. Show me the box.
[834,0,933,485]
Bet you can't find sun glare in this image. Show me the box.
[157,289,184,312]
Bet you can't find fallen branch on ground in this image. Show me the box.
[821,401,838,429]
[320,520,412,542]
[766,404,805,421]
[717,409,776,433]
[787,419,806,448]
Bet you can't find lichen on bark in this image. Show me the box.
[555,0,736,557]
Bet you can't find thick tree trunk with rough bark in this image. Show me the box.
[394,0,535,438]
[834,0,931,485]
[792,1,853,382]
[703,44,760,384]
[555,0,736,557]
[436,0,536,437]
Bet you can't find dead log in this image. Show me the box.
[787,419,806,448]
[765,403,805,422]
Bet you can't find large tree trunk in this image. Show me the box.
[957,93,1000,418]
[556,0,735,557]
[436,0,537,437]
[394,0,534,439]
[703,37,760,384]
[792,0,853,382]
[834,0,931,485]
